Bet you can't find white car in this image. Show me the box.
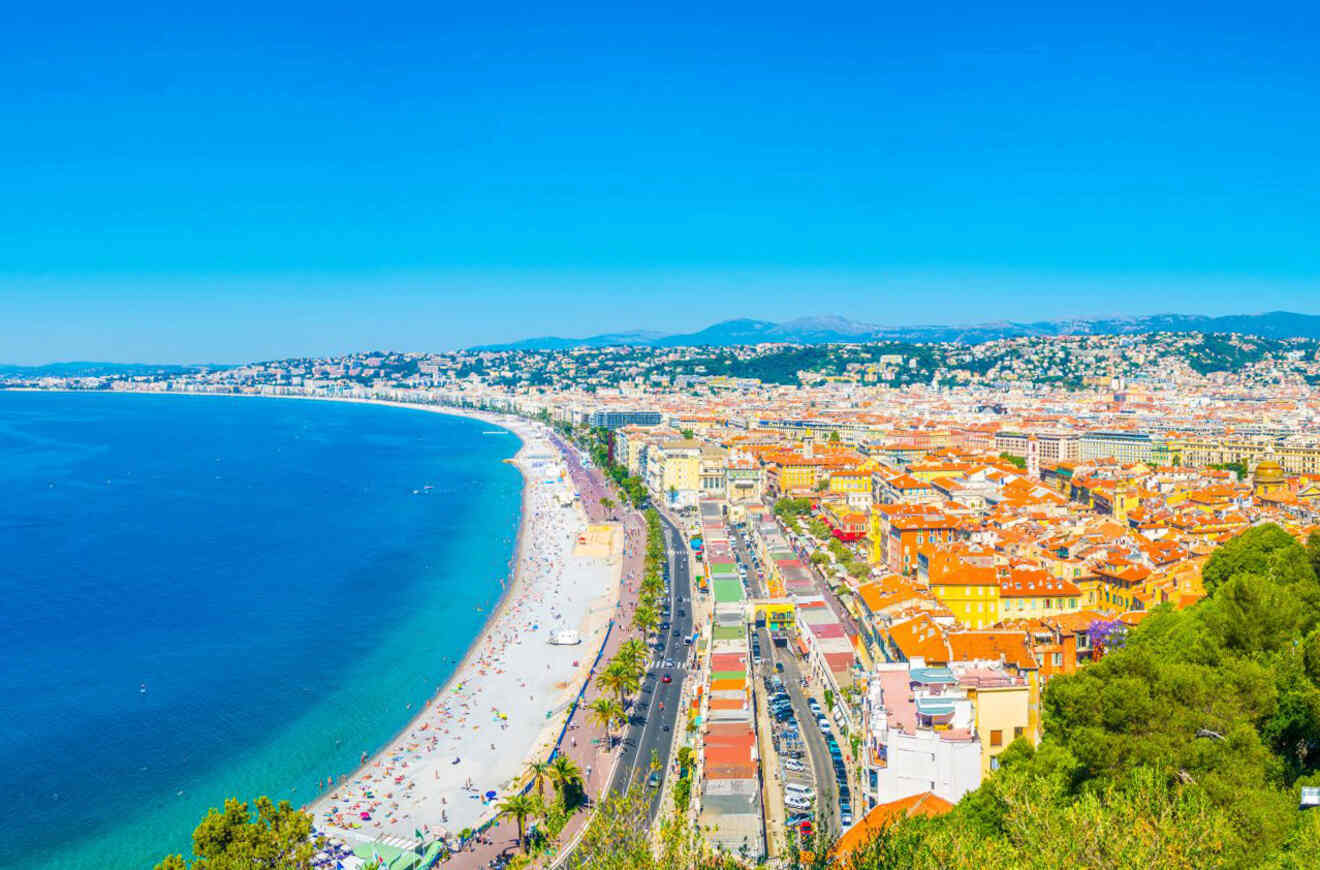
[784,794,814,810]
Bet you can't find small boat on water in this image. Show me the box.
[548,629,582,646]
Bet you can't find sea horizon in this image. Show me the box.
[0,391,525,870]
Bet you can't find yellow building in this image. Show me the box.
[968,680,1032,775]
[930,564,1001,629]
[647,439,701,508]
[828,470,872,497]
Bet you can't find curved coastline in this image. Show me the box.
[3,390,613,868]
[214,394,620,846]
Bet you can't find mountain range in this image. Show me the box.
[470,311,1320,351]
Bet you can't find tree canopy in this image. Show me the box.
[155,797,316,870]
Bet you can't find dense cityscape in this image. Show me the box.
[11,327,1320,866]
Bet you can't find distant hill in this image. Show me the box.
[470,311,1320,350]
[0,361,224,377]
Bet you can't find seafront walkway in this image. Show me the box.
[444,433,645,868]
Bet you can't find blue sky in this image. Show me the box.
[2,0,1318,363]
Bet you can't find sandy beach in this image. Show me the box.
[290,402,622,848]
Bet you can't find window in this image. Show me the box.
[1052,653,1063,666]
[1014,726,1024,739]
[990,729,1003,747]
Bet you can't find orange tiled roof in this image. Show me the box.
[948,630,1039,670]
[831,792,954,859]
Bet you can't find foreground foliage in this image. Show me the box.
[155,797,316,870]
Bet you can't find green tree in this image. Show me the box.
[633,603,660,638]
[587,696,626,747]
[525,759,552,801]
[497,793,541,853]
[154,797,316,870]
[550,754,585,807]
[617,638,649,673]
[1202,523,1318,596]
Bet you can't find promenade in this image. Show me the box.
[443,433,646,868]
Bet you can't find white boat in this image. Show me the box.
[548,629,582,646]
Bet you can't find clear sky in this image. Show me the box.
[2,0,1318,363]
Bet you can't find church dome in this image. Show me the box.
[1255,460,1285,485]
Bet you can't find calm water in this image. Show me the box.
[0,392,523,870]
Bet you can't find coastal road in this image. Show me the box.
[609,511,691,817]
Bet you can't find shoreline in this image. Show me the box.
[7,389,620,860]
[195,393,621,844]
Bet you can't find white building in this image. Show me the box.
[860,662,982,810]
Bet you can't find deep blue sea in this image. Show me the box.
[0,392,523,870]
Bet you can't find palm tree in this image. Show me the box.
[549,753,583,795]
[604,659,641,705]
[633,604,659,638]
[596,668,625,704]
[587,696,625,747]
[524,759,552,801]
[618,638,649,673]
[497,793,540,853]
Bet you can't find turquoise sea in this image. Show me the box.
[0,392,523,870]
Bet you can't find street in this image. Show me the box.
[608,511,692,817]
[755,622,840,841]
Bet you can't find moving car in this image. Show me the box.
[662,674,672,683]
[648,771,662,789]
